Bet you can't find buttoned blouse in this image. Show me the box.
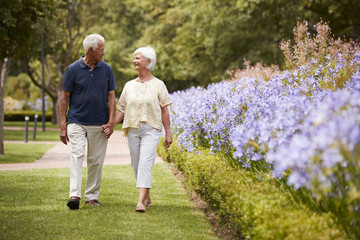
[117,77,172,136]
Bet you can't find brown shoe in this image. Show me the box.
[67,196,80,210]
[136,202,146,212]
[85,199,101,206]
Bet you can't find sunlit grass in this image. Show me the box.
[4,129,59,141]
[4,122,123,142]
[0,143,55,163]
[4,121,58,129]
[0,164,218,240]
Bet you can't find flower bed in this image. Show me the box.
[165,21,360,239]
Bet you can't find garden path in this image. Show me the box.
[0,131,163,170]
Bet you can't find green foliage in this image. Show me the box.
[302,0,360,40]
[0,165,218,239]
[0,0,54,60]
[158,140,348,239]
[7,1,360,94]
[0,143,54,163]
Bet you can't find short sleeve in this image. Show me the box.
[117,84,127,113]
[108,65,117,91]
[158,81,172,107]
[63,67,74,92]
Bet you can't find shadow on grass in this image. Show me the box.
[0,165,218,240]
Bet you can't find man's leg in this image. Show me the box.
[84,125,108,203]
[67,123,87,209]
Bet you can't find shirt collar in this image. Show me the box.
[79,55,103,69]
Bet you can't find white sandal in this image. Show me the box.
[136,202,146,212]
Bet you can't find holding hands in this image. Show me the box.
[101,123,114,139]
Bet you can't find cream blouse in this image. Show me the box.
[117,77,172,136]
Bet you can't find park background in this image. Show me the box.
[1,0,360,239]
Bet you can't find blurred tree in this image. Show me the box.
[302,0,360,39]
[6,0,360,114]
[23,0,101,125]
[89,0,156,95]
[0,0,53,154]
[135,0,305,91]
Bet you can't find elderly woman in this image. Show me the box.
[104,46,172,212]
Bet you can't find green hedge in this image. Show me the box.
[157,140,348,239]
[4,111,52,121]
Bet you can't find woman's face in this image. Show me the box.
[133,53,149,72]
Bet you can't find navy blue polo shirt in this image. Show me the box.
[63,56,117,125]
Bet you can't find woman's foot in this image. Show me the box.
[144,198,152,207]
[136,202,146,212]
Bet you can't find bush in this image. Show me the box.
[158,141,347,239]
[4,111,52,122]
[168,20,360,239]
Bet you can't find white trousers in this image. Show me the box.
[67,123,108,201]
[127,123,161,188]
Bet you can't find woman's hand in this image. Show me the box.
[101,123,114,139]
[164,133,173,148]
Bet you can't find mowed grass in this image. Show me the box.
[4,121,123,141]
[0,164,218,240]
[0,143,55,163]
[4,121,58,129]
[4,129,60,141]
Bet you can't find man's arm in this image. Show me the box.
[102,90,116,138]
[59,91,71,145]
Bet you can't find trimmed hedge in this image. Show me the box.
[157,140,348,239]
[4,111,52,121]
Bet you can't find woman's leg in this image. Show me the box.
[135,124,161,211]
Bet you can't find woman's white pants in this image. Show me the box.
[127,123,161,188]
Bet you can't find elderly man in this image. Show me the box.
[59,34,116,210]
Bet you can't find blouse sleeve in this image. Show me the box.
[117,84,127,113]
[158,81,172,107]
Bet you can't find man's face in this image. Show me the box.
[91,41,105,62]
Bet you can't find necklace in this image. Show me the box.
[137,77,153,83]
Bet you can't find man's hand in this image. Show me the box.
[60,123,69,145]
[101,123,114,139]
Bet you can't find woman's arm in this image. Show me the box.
[102,110,124,138]
[161,105,172,148]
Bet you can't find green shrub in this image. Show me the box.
[158,140,348,239]
[4,111,52,121]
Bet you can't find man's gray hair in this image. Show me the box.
[83,34,105,53]
[134,46,156,72]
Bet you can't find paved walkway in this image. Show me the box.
[0,131,163,170]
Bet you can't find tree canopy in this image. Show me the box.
[6,0,360,97]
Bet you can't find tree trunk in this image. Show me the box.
[0,58,11,155]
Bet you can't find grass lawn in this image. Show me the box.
[4,122,123,141]
[4,121,58,129]
[0,143,55,163]
[0,164,218,240]
[4,129,60,141]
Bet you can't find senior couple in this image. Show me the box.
[59,34,172,212]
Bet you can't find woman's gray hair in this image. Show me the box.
[134,46,156,72]
[83,34,105,53]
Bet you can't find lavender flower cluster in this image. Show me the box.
[169,52,360,194]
